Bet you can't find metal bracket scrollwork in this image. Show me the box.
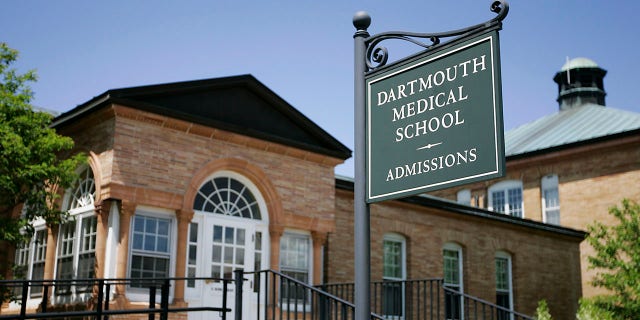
[365,0,509,71]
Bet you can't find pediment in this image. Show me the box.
[54,75,351,160]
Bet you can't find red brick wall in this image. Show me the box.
[429,136,640,298]
[328,189,583,320]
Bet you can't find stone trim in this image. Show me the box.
[183,157,284,225]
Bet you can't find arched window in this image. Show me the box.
[67,167,96,211]
[193,176,261,220]
[55,166,97,301]
[443,243,464,320]
[488,180,524,218]
[495,251,514,320]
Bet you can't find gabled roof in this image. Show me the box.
[505,104,640,157]
[52,75,351,160]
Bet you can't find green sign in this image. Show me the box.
[366,31,505,203]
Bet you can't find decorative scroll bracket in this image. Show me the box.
[365,0,509,71]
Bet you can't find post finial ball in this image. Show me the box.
[353,11,371,31]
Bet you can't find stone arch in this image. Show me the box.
[87,151,103,204]
[183,158,283,225]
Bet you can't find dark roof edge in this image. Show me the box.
[507,127,640,160]
[51,75,352,160]
[335,176,587,239]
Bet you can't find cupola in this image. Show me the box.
[553,57,607,110]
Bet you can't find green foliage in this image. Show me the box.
[586,199,640,319]
[534,300,552,320]
[576,298,615,320]
[0,42,85,247]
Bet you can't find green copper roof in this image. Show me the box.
[561,57,599,71]
[505,104,640,156]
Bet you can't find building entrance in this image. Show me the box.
[186,174,269,320]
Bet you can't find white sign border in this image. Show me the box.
[366,34,501,202]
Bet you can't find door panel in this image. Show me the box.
[188,218,255,320]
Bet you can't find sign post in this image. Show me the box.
[352,1,508,319]
[352,11,371,320]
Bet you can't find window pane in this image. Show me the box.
[189,246,197,265]
[213,225,223,243]
[495,257,509,290]
[543,184,560,225]
[279,233,310,303]
[225,227,234,244]
[236,228,245,246]
[495,255,512,319]
[130,215,172,287]
[383,240,403,279]
[189,223,198,243]
[145,218,156,233]
[212,245,222,263]
[508,188,523,218]
[382,281,403,317]
[133,234,144,250]
[134,216,145,232]
[193,177,262,220]
[546,209,560,225]
[157,236,168,253]
[492,191,506,213]
[443,250,460,286]
[444,247,462,320]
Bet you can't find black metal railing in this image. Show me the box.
[2,274,533,320]
[321,278,534,320]
[246,269,385,320]
[320,278,443,319]
[443,286,533,320]
[0,276,236,320]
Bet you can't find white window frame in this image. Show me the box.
[488,180,524,218]
[53,166,97,303]
[456,189,471,205]
[126,206,177,303]
[495,251,514,319]
[279,230,312,309]
[541,175,560,225]
[443,242,464,320]
[12,221,47,308]
[53,211,97,302]
[383,233,406,318]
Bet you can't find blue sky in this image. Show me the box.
[2,1,639,177]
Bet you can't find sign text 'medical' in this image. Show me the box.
[366,31,505,202]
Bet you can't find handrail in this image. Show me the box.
[442,286,534,320]
[322,278,534,320]
[247,269,385,320]
[0,277,234,320]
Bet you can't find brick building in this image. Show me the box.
[430,57,640,301]
[2,74,586,319]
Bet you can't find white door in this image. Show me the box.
[189,217,257,320]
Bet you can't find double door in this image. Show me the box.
[188,216,265,320]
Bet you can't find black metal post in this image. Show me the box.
[104,282,111,320]
[20,281,28,318]
[41,283,49,313]
[234,269,244,320]
[353,11,371,320]
[222,279,228,320]
[149,286,156,320]
[160,279,170,320]
[96,279,104,319]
